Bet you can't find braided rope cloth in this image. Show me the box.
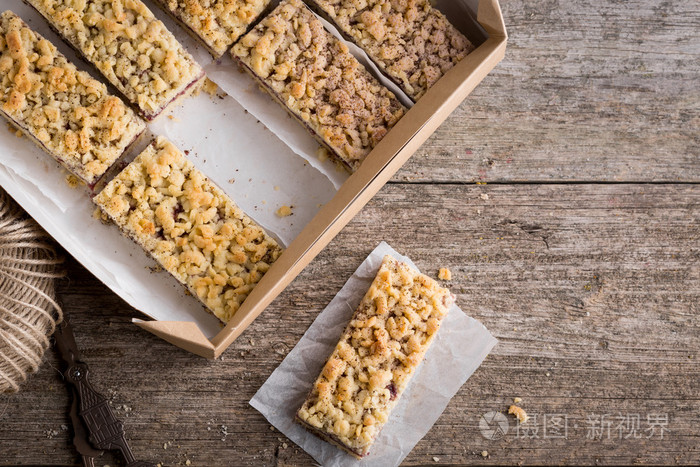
[0,188,64,393]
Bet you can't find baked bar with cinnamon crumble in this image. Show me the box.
[26,0,205,120]
[94,136,283,323]
[152,0,272,57]
[231,0,405,173]
[0,10,145,186]
[308,0,475,101]
[296,255,454,458]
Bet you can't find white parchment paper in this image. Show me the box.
[0,2,337,337]
[250,242,497,466]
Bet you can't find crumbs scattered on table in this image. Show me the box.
[481,450,489,457]
[514,397,522,403]
[480,193,490,201]
[220,424,229,442]
[508,405,529,424]
[433,456,440,462]
[44,428,60,439]
[228,178,235,184]
[438,267,452,281]
[276,205,293,217]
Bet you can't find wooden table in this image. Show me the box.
[1,0,698,465]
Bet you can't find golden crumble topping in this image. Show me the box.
[308,0,475,101]
[26,0,205,120]
[231,0,405,173]
[0,11,145,185]
[438,267,451,280]
[508,405,529,424]
[296,255,454,458]
[94,136,283,323]
[153,0,272,57]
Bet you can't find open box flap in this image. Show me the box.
[132,0,507,358]
[133,319,216,358]
[479,0,508,38]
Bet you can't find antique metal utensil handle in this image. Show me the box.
[65,362,151,467]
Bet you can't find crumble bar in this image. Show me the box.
[26,0,205,120]
[296,255,454,458]
[231,0,405,173]
[307,0,475,101]
[94,136,283,323]
[152,0,273,57]
[0,10,145,186]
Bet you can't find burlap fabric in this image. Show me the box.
[0,188,63,393]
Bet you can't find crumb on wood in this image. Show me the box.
[508,405,529,424]
[438,267,452,281]
[480,193,489,200]
[433,456,440,462]
[276,205,293,217]
[481,450,489,457]
[514,397,522,403]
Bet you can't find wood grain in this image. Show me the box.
[1,0,699,465]
[0,184,698,466]
[399,0,700,183]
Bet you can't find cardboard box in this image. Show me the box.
[0,0,506,358]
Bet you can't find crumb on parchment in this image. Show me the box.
[509,405,529,424]
[93,207,111,224]
[317,147,329,162]
[438,267,452,280]
[203,78,219,96]
[276,205,293,217]
[7,122,22,137]
[65,173,82,189]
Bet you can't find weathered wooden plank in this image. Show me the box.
[0,183,697,466]
[398,0,700,183]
